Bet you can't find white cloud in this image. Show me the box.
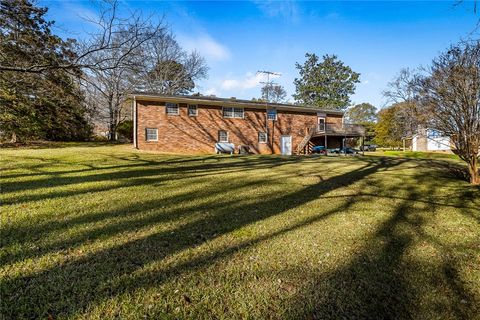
[178,33,231,62]
[204,87,219,96]
[220,72,280,91]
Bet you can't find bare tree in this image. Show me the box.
[81,1,165,140]
[261,83,287,103]
[415,40,480,184]
[383,68,422,138]
[0,0,159,75]
[139,33,208,94]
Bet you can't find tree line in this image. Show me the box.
[1,0,362,144]
[0,0,208,142]
[1,0,478,183]
[344,40,479,185]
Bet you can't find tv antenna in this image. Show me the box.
[256,70,281,102]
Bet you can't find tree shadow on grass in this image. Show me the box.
[1,157,401,319]
[0,141,126,149]
[1,154,306,204]
[1,155,313,246]
[280,165,480,319]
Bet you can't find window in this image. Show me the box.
[427,129,441,138]
[234,108,244,118]
[188,104,198,116]
[166,102,179,115]
[258,132,267,143]
[267,109,277,121]
[145,128,158,141]
[223,107,244,119]
[218,130,228,143]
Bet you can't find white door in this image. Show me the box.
[317,117,326,132]
[281,135,292,155]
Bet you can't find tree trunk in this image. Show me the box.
[109,122,117,141]
[468,157,479,185]
[10,132,17,143]
[108,96,117,141]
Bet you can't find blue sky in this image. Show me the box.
[42,0,478,107]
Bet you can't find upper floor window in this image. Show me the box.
[145,128,158,141]
[188,104,198,117]
[166,102,179,115]
[267,109,277,121]
[223,107,244,119]
[218,130,229,143]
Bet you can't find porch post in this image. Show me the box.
[324,134,328,155]
[362,136,365,156]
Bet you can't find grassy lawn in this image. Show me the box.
[374,150,461,161]
[1,143,479,319]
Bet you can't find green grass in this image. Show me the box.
[1,143,479,319]
[375,150,461,161]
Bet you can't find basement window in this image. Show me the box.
[188,104,198,116]
[145,128,158,141]
[258,132,267,143]
[218,130,229,143]
[166,102,179,115]
[223,107,244,119]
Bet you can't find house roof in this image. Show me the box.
[129,93,345,115]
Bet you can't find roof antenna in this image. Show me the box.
[257,71,281,149]
[256,70,281,103]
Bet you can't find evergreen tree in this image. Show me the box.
[0,0,91,142]
[293,53,360,110]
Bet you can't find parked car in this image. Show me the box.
[332,147,359,154]
[361,144,377,151]
[312,145,327,154]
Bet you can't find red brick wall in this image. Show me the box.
[136,100,340,154]
[326,114,343,125]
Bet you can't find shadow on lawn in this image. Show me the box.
[2,155,306,204]
[2,155,479,319]
[281,170,480,319]
[2,156,398,318]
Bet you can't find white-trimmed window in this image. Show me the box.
[258,132,267,143]
[218,130,228,143]
[267,109,277,121]
[166,102,179,115]
[188,104,198,117]
[223,107,244,119]
[234,108,244,118]
[145,128,158,141]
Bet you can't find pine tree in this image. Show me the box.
[293,53,360,110]
[0,0,91,142]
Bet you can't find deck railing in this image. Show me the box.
[314,123,365,136]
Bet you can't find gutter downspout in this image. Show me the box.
[133,96,138,149]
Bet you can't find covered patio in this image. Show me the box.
[297,123,366,154]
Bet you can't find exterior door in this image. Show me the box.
[281,135,292,155]
[317,117,326,132]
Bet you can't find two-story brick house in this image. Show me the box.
[131,93,365,155]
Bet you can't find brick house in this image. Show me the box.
[131,93,365,155]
